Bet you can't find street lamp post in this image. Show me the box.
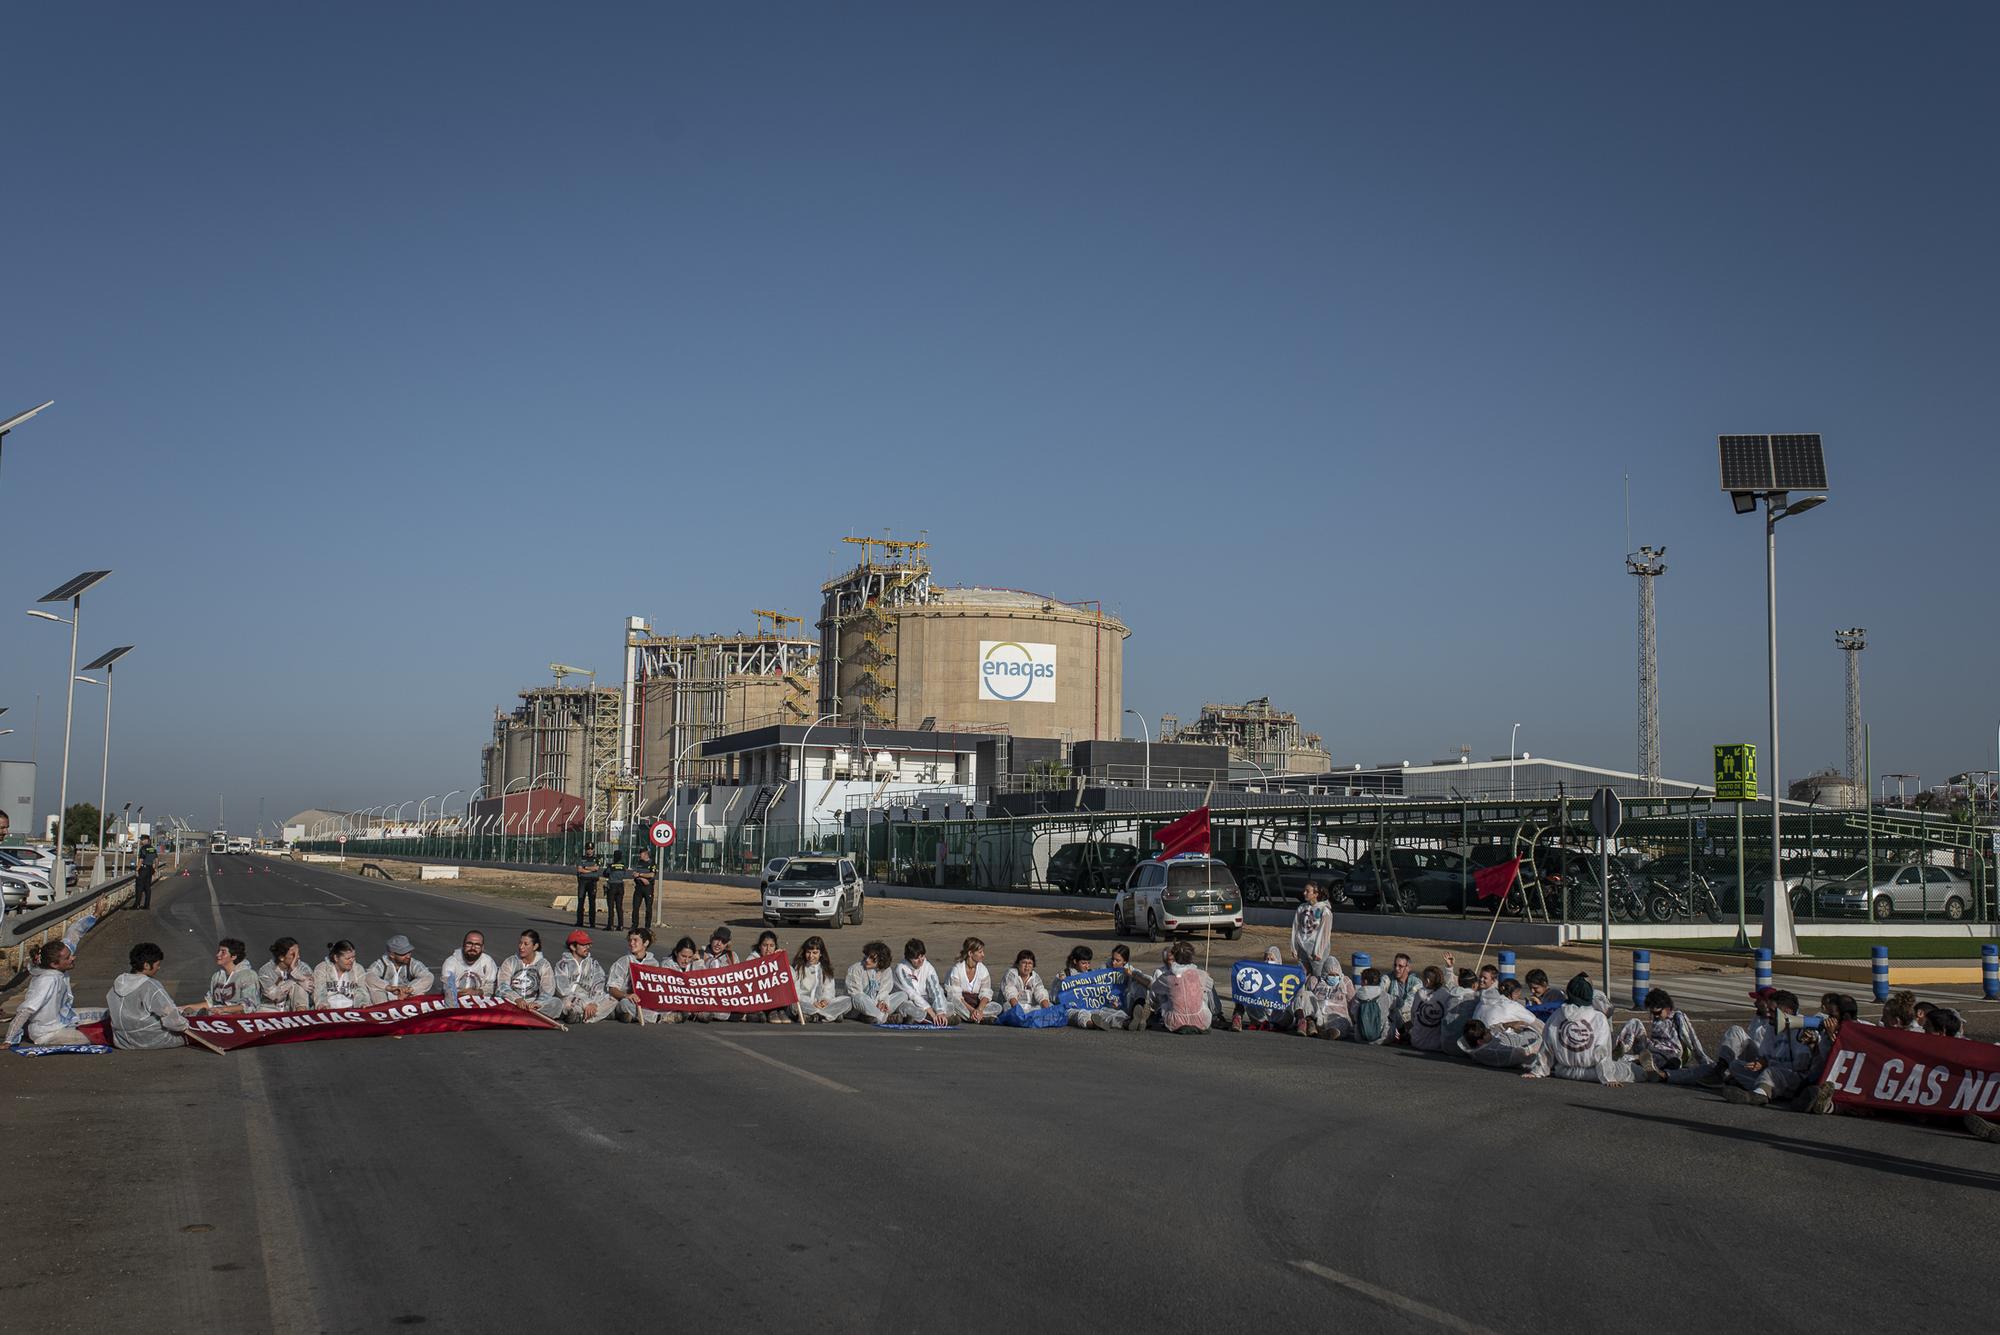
[73,655,135,886]
[1124,708,1151,788]
[798,713,838,857]
[27,571,112,868]
[670,737,706,874]
[1510,723,1522,800]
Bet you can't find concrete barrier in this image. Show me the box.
[419,865,461,881]
[2,875,135,979]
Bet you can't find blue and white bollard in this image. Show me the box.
[1871,945,1890,1003]
[1351,951,1371,979]
[1632,949,1651,1009]
[1498,950,1517,983]
[1983,944,1998,1002]
[1754,948,1773,994]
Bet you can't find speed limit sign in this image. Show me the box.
[338,835,348,845]
[648,819,677,848]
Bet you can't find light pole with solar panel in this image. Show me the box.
[26,571,113,870]
[1721,434,1828,956]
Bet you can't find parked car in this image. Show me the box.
[1113,854,1242,940]
[5,845,76,888]
[1817,864,1974,921]
[1,870,54,910]
[758,857,790,889]
[1213,847,1342,904]
[760,856,865,928]
[1344,848,1485,914]
[1045,841,1141,895]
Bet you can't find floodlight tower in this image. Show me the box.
[1627,546,1667,795]
[1835,628,1866,799]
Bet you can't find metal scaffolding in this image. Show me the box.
[1627,546,1667,796]
[1836,627,1866,791]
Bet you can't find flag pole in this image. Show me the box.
[1471,860,1520,975]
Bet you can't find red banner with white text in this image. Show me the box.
[1821,1022,2000,1122]
[81,994,564,1052]
[630,956,798,1014]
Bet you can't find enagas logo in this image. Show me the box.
[978,640,1058,704]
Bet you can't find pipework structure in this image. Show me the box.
[1836,627,1866,795]
[1626,545,1667,796]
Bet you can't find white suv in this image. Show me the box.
[761,856,865,928]
[1113,854,1244,941]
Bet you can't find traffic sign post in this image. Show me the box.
[1590,788,1622,994]
[648,819,677,850]
[1716,743,1758,947]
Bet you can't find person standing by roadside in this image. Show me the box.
[1289,881,1333,978]
[133,835,157,909]
[603,843,628,931]
[574,843,603,930]
[630,847,657,931]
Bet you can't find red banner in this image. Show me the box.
[1473,857,1522,902]
[80,994,563,1052]
[631,955,799,1014]
[1821,1022,2000,1121]
[1154,806,1211,860]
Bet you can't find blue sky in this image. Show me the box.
[3,3,1995,830]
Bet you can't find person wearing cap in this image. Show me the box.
[1523,973,1635,1085]
[608,927,661,1023]
[573,843,604,930]
[367,934,436,1003]
[630,847,658,931]
[496,929,561,1018]
[554,929,613,1023]
[602,845,629,932]
[694,927,737,1022]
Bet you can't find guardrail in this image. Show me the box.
[2,873,136,981]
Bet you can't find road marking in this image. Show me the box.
[1291,1261,1499,1335]
[237,1055,322,1334]
[696,1031,857,1094]
[202,855,226,935]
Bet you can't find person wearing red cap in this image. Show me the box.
[554,929,613,1023]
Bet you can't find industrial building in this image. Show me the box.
[1161,698,1330,777]
[479,675,621,821]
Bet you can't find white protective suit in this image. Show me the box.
[1465,993,1544,1069]
[1439,980,1481,1050]
[107,973,189,1050]
[1534,1003,1637,1084]
[1060,966,1131,1031]
[6,913,100,1046]
[1381,971,1420,1039]
[1348,981,1395,1044]
[946,960,1000,1023]
[257,958,315,1012]
[1616,1011,1710,1076]
[311,960,371,1010]
[891,958,948,1023]
[794,961,851,1022]
[439,949,498,1000]
[844,962,897,1024]
[1407,984,1453,1052]
[695,948,739,1021]
[1296,970,1355,1038]
[206,962,263,1012]
[1148,962,1223,1031]
[1665,1013,1772,1086]
[1001,968,1051,1011]
[366,954,436,1003]
[1290,901,1333,977]
[1726,1020,1820,1101]
[608,950,661,1023]
[497,951,562,1018]
[553,952,613,1023]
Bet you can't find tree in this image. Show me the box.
[62,802,103,849]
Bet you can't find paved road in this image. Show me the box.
[6,855,1997,1335]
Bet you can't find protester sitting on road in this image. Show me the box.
[1406,967,1452,1052]
[1233,946,1288,1032]
[1616,989,1709,1081]
[946,937,1000,1024]
[1677,987,1782,1087]
[1461,986,1543,1069]
[497,930,560,1018]
[844,940,897,1025]
[1913,1000,1936,1030]
[1294,956,1354,1040]
[1347,968,1395,1044]
[1382,952,1419,1040]
[1523,968,1563,1016]
[203,939,262,1014]
[441,931,498,1000]
[792,936,848,1023]
[1721,991,1817,1107]
[366,934,434,1003]
[667,937,699,970]
[1290,881,1333,979]
[107,943,192,1050]
[1526,974,1635,1085]
[1437,969,1481,1051]
[1002,949,1051,1012]
[608,928,661,1024]
[311,941,371,1009]
[1799,994,1860,1115]
[1880,990,1920,1031]
[258,937,316,1012]
[891,939,949,1026]
[1059,945,1132,1032]
[746,930,792,1022]
[1141,941,1220,1033]
[1473,978,1542,1037]
[694,928,739,1022]
[1924,1006,1965,1040]
[552,929,612,1023]
[5,897,108,1046]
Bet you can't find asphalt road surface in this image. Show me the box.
[7,854,1996,1335]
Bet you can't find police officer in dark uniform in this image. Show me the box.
[630,847,657,932]
[574,843,603,929]
[134,836,157,909]
[604,842,629,931]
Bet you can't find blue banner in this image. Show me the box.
[1056,968,1128,1013]
[1231,960,1305,1010]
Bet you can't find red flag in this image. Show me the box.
[1154,806,1211,860]
[1473,857,1522,902]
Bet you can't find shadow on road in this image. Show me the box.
[1577,1103,2000,1193]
